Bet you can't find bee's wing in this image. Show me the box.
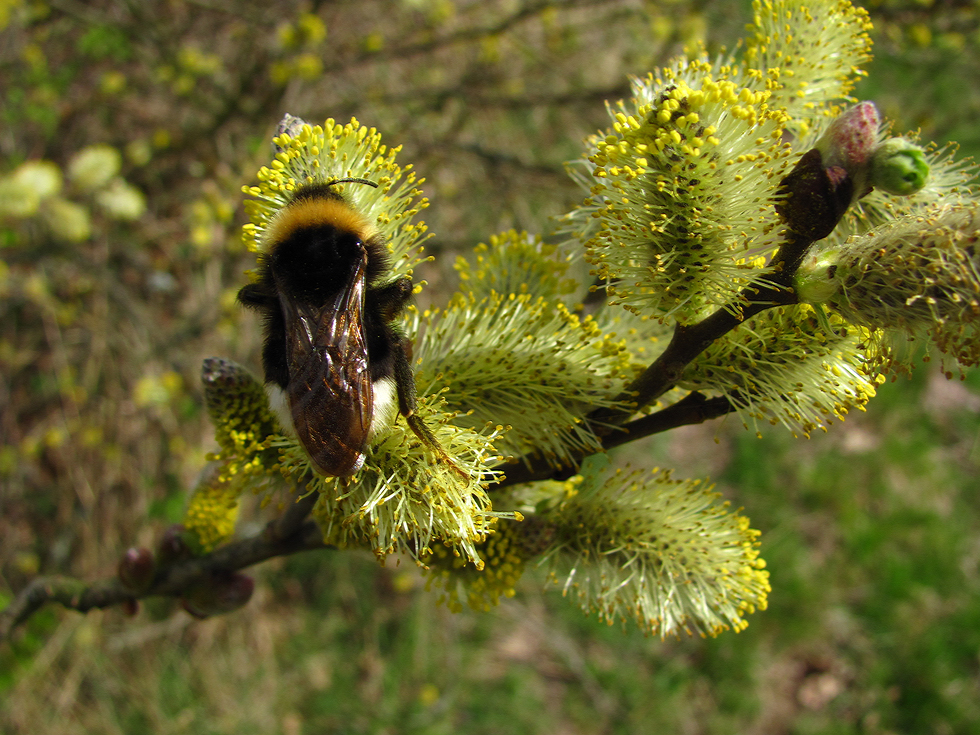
[280,254,373,476]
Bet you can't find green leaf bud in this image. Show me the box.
[870,138,930,195]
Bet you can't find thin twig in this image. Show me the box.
[587,239,810,431]
[602,393,736,451]
[490,392,736,490]
[1,517,327,641]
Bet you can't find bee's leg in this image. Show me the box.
[371,277,414,320]
[367,277,467,477]
[391,334,467,478]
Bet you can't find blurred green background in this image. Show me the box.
[2,1,979,733]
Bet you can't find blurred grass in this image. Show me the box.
[2,1,980,733]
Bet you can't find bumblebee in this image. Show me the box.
[238,179,444,477]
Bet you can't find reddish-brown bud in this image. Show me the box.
[156,524,192,564]
[776,104,898,245]
[815,101,880,200]
[817,101,880,170]
[117,547,156,593]
[181,571,255,619]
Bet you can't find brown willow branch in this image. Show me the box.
[597,303,771,424]
[493,144,857,487]
[2,145,854,637]
[590,145,857,428]
[587,243,808,431]
[486,231,814,491]
[601,392,737,451]
[1,513,327,642]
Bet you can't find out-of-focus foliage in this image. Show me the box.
[860,0,980,150]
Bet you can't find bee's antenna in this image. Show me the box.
[326,177,379,189]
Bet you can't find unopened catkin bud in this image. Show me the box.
[201,357,278,447]
[117,547,156,593]
[777,103,891,240]
[156,524,193,564]
[816,102,881,190]
[273,113,309,154]
[794,249,841,304]
[181,571,255,618]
